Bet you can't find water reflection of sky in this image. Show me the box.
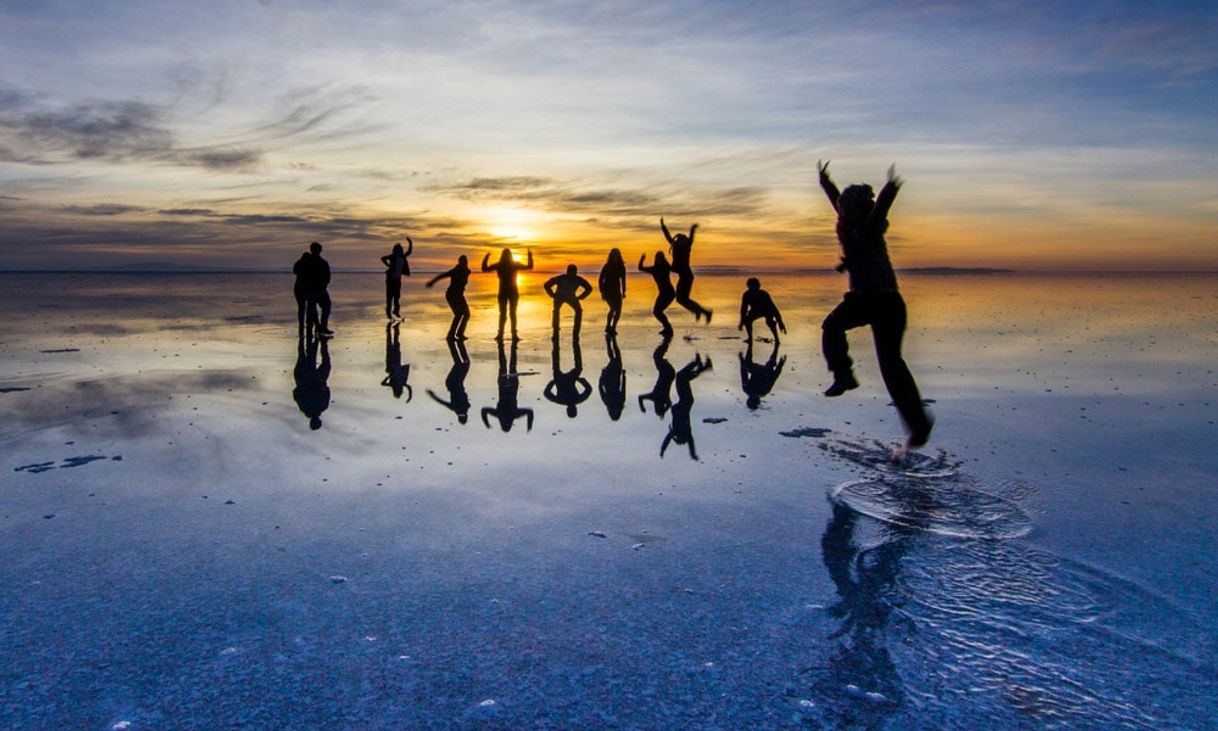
[2,272,1216,727]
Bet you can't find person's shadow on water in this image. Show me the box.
[545,335,591,419]
[381,322,412,402]
[638,334,675,419]
[482,338,534,432]
[661,352,711,460]
[293,333,331,430]
[740,339,786,410]
[428,338,471,424]
[599,333,626,421]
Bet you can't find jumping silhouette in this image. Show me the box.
[599,333,627,421]
[380,321,412,401]
[739,339,786,410]
[482,338,534,432]
[661,353,712,460]
[638,334,676,419]
[426,254,472,340]
[817,161,933,449]
[544,263,593,339]
[380,238,413,320]
[427,338,471,424]
[639,251,676,336]
[598,248,627,335]
[292,333,331,430]
[544,336,591,418]
[738,277,786,343]
[481,247,534,341]
[661,217,712,323]
[292,241,333,336]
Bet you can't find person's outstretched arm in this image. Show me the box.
[524,409,534,431]
[426,267,452,288]
[620,268,626,297]
[576,277,592,300]
[481,252,492,272]
[817,159,841,212]
[404,237,413,256]
[687,223,698,246]
[660,217,674,245]
[481,407,494,428]
[869,164,903,227]
[638,253,650,272]
[381,254,393,267]
[739,293,749,329]
[776,305,787,333]
[523,249,534,270]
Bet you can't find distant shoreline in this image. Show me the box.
[3,267,1217,275]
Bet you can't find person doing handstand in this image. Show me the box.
[738,277,786,343]
[816,160,933,449]
[481,247,533,341]
[661,217,712,323]
[544,263,593,339]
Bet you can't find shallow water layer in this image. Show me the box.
[1,271,1216,728]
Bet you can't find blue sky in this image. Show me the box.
[2,0,1216,270]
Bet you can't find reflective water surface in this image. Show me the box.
[2,272,1216,728]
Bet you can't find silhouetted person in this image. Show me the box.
[738,277,786,343]
[599,334,626,421]
[381,321,412,401]
[661,217,712,323]
[739,339,786,410]
[598,248,627,335]
[380,238,413,320]
[817,161,933,449]
[544,337,591,418]
[427,255,472,340]
[293,333,331,430]
[638,334,675,418]
[293,242,333,336]
[428,338,471,424]
[544,263,593,339]
[661,353,712,460]
[814,501,909,725]
[639,251,676,336]
[482,247,533,341]
[482,338,534,432]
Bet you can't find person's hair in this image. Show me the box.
[607,248,624,267]
[566,263,577,274]
[655,251,669,266]
[838,185,875,217]
[458,254,468,266]
[392,242,403,253]
[746,277,760,289]
[309,242,322,254]
[499,248,513,264]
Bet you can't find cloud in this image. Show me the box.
[61,203,147,216]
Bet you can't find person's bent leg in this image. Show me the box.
[317,291,332,330]
[572,301,583,338]
[872,294,932,445]
[822,295,866,396]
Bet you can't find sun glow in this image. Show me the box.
[484,207,543,244]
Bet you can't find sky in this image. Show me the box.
[1,0,1216,272]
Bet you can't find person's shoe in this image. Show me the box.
[905,411,935,449]
[317,326,335,337]
[494,333,504,342]
[705,309,713,324]
[823,373,858,397]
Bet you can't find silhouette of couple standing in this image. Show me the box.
[293,242,333,337]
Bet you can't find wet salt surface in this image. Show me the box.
[1,272,1216,728]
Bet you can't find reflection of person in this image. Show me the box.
[739,340,785,410]
[599,334,626,421]
[817,161,932,449]
[428,338,471,424]
[380,239,413,321]
[292,334,331,430]
[544,264,593,339]
[380,322,412,401]
[598,248,627,335]
[292,242,333,336]
[661,354,712,460]
[482,339,534,432]
[638,334,675,418]
[481,248,533,341]
[544,337,591,418]
[639,252,676,336]
[426,255,471,340]
[738,277,786,343]
[661,217,712,323]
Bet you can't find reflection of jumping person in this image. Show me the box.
[738,277,786,343]
[426,255,471,340]
[599,334,626,421]
[428,338,471,424]
[380,238,412,320]
[817,161,932,449]
[292,333,331,430]
[598,248,627,335]
[482,339,534,432]
[639,252,676,336]
[661,217,712,323]
[661,354,712,461]
[544,337,591,418]
[638,334,675,418]
[481,248,533,341]
[544,264,593,339]
[380,322,412,401]
[739,339,785,410]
